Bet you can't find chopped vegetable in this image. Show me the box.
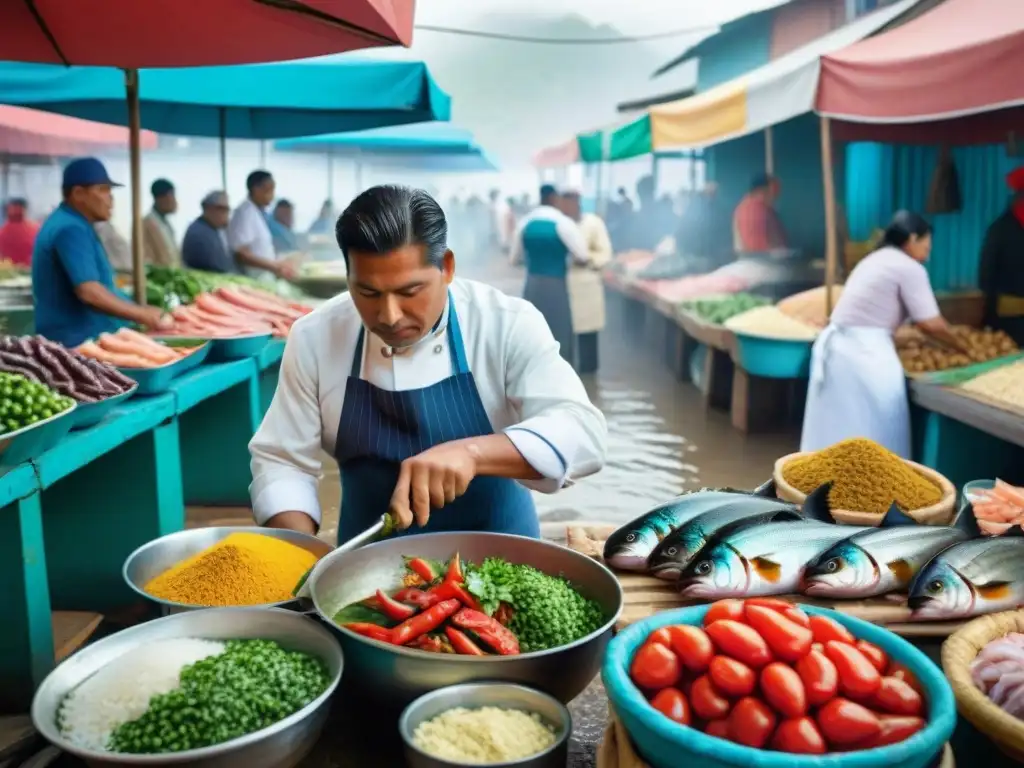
[405,556,441,583]
[449,608,520,655]
[391,599,461,646]
[445,627,486,656]
[375,589,416,621]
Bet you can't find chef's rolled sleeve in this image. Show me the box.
[249,319,325,526]
[502,302,607,492]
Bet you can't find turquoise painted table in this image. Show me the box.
[911,380,1024,489]
[173,359,262,506]
[257,337,286,414]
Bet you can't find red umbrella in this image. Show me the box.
[2,0,415,300]
[2,0,414,67]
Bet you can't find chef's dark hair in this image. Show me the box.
[336,185,448,268]
[880,210,932,249]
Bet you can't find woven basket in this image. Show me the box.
[942,610,1024,761]
[773,451,956,527]
[597,711,955,768]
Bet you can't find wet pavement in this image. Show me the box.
[316,257,798,540]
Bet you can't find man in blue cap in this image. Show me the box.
[32,157,173,347]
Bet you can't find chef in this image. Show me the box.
[249,185,607,543]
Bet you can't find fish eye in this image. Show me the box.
[927,580,944,594]
[825,558,841,573]
[625,533,636,542]
[695,561,712,576]
[667,547,677,555]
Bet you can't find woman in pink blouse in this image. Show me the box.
[801,211,964,457]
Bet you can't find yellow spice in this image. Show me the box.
[144,532,318,606]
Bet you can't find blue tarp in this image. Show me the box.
[274,122,498,172]
[0,59,451,139]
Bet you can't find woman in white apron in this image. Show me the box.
[801,210,965,457]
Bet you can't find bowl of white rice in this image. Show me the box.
[399,682,571,767]
[31,607,343,767]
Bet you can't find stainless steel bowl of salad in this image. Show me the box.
[306,532,623,708]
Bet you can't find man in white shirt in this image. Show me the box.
[227,170,295,281]
[250,185,607,543]
[509,184,590,368]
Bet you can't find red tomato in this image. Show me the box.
[704,599,746,626]
[646,627,674,647]
[705,620,772,668]
[727,697,777,749]
[704,719,731,740]
[795,649,839,706]
[887,662,924,696]
[783,606,811,629]
[770,717,827,755]
[857,715,926,748]
[744,598,794,613]
[761,662,808,719]
[651,687,692,725]
[708,656,756,698]
[690,674,732,720]
[816,698,882,747]
[811,642,825,655]
[825,641,881,699]
[630,642,681,690]
[809,614,856,646]
[668,625,714,672]
[745,606,813,663]
[856,640,889,673]
[872,676,924,717]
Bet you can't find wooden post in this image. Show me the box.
[764,126,774,176]
[125,69,146,306]
[820,116,838,316]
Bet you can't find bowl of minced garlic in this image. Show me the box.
[774,437,956,526]
[400,682,570,767]
[123,527,334,612]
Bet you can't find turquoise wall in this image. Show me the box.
[844,143,1018,291]
[695,15,773,92]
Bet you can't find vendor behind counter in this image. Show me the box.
[979,167,1024,346]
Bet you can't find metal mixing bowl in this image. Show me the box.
[307,532,623,708]
[31,607,343,768]
[123,526,334,614]
[399,682,571,768]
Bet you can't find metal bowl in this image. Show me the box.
[31,607,343,767]
[399,682,571,768]
[307,532,623,708]
[123,526,334,614]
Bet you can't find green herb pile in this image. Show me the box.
[145,266,285,310]
[465,558,605,653]
[109,639,329,754]
[681,293,770,325]
[0,372,74,433]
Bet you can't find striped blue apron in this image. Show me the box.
[333,293,540,544]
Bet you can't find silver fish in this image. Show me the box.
[678,520,869,599]
[647,499,803,580]
[909,536,1024,619]
[802,525,968,599]
[603,490,759,571]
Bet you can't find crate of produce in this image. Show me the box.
[208,332,273,362]
[70,382,138,429]
[0,374,77,467]
[943,610,1024,761]
[603,601,956,768]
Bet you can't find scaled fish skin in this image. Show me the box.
[603,490,755,571]
[677,520,869,599]
[647,499,802,581]
[908,536,1024,619]
[802,525,967,599]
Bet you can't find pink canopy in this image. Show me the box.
[817,0,1024,143]
[0,106,158,157]
[532,137,580,169]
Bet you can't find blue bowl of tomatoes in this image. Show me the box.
[602,600,956,768]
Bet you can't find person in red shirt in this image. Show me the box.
[733,173,787,253]
[0,198,39,266]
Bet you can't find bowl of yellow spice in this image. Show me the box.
[773,437,956,526]
[123,527,333,614]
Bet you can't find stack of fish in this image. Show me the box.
[602,482,1024,621]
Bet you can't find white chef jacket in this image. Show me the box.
[227,198,276,279]
[249,277,608,526]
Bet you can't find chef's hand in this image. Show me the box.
[389,442,477,530]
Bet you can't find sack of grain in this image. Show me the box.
[777,286,844,329]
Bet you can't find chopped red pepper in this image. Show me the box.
[450,608,521,655]
[495,602,515,627]
[344,623,393,643]
[409,634,453,653]
[392,598,461,645]
[445,627,487,656]
[375,589,416,621]
[430,580,482,611]
[405,557,440,583]
[445,552,464,583]
[393,587,441,610]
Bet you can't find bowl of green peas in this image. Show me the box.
[0,370,77,467]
